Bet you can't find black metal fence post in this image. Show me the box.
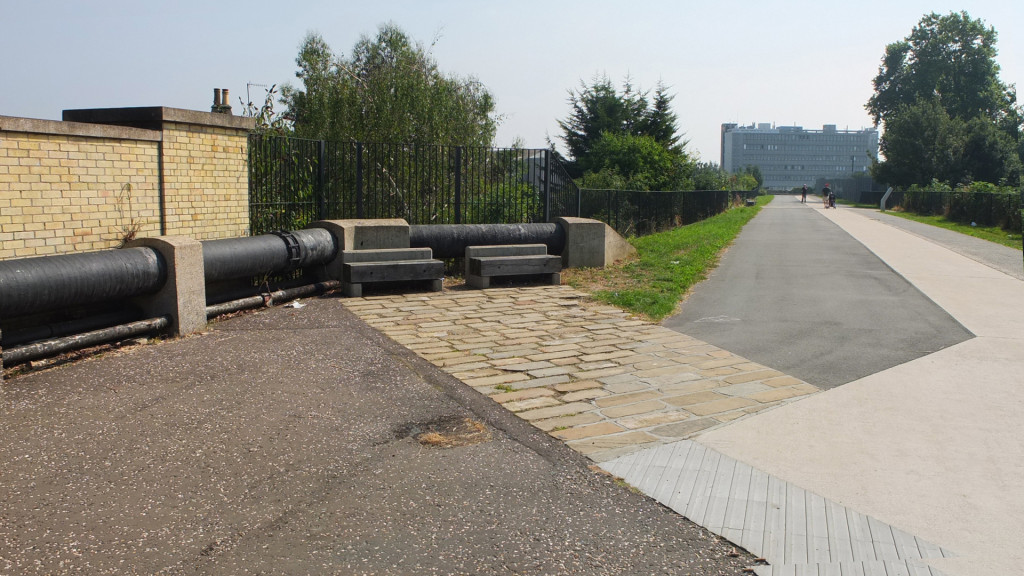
[316,140,327,220]
[355,142,364,219]
[454,146,463,224]
[543,149,551,222]
[576,182,582,218]
[606,190,612,230]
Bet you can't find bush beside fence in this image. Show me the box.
[887,189,1022,234]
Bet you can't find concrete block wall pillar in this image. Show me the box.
[127,236,207,336]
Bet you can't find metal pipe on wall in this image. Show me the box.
[409,223,565,259]
[1,308,143,348]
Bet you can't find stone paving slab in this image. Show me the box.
[341,285,820,462]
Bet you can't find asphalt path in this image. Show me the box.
[662,196,973,389]
[0,297,751,575]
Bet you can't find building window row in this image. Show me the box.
[741,144,866,153]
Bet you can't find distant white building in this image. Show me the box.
[721,123,879,190]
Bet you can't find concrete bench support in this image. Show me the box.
[340,248,444,297]
[465,244,561,289]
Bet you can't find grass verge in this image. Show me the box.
[880,210,1022,250]
[563,195,772,321]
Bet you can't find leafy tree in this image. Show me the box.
[962,116,1023,184]
[636,85,682,150]
[241,84,291,134]
[281,25,498,147]
[580,132,691,191]
[866,11,1013,125]
[557,75,685,178]
[874,97,964,187]
[867,12,1023,187]
[691,162,730,190]
[874,96,1022,187]
[740,165,763,190]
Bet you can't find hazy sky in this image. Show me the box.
[2,1,1021,163]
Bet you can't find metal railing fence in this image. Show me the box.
[576,189,742,237]
[249,134,566,234]
[249,134,754,238]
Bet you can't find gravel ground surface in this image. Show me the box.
[0,295,753,575]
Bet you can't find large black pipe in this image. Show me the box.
[409,223,565,259]
[202,228,337,283]
[0,248,165,318]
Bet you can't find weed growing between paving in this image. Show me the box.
[564,195,772,321]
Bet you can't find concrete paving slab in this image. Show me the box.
[859,208,1023,281]
[602,439,953,576]
[697,204,1024,576]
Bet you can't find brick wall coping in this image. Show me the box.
[63,107,255,132]
[0,114,162,141]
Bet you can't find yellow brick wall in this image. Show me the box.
[160,122,250,240]
[1,111,253,261]
[0,131,162,259]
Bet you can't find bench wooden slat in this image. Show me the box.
[341,248,434,263]
[344,260,445,284]
[469,255,562,277]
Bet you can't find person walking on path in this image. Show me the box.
[801,184,807,203]
[822,183,832,208]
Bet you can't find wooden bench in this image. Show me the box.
[341,248,444,297]
[465,244,561,289]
